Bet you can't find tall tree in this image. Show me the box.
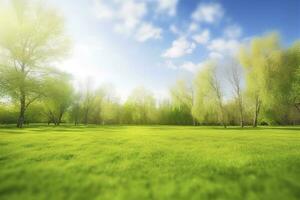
[90,87,106,124]
[239,33,281,126]
[170,79,195,125]
[81,79,95,125]
[125,87,156,124]
[91,84,120,125]
[286,41,300,113]
[209,68,227,128]
[69,92,82,126]
[0,0,70,127]
[43,73,73,125]
[193,61,227,127]
[228,60,244,127]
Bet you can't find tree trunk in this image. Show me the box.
[219,102,227,128]
[238,99,244,128]
[295,103,300,113]
[192,117,196,126]
[17,93,26,128]
[57,111,64,126]
[219,104,227,128]
[221,111,227,128]
[240,114,244,127]
[83,108,89,125]
[17,63,26,128]
[74,116,78,126]
[253,96,261,127]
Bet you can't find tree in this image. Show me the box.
[125,87,156,124]
[81,79,95,125]
[292,67,300,112]
[228,60,245,127]
[193,61,227,127]
[286,41,300,113]
[239,33,281,126]
[209,67,227,128]
[90,87,106,124]
[0,0,70,127]
[170,79,195,125]
[240,34,300,125]
[156,99,173,125]
[42,73,73,125]
[69,92,82,126]
[91,84,120,125]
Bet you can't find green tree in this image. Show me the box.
[69,92,82,126]
[228,60,245,127]
[125,87,156,124]
[91,84,120,125]
[0,0,70,127]
[240,33,299,125]
[156,100,173,125]
[81,79,95,125]
[90,86,106,124]
[170,79,195,125]
[239,33,281,126]
[193,61,227,127]
[287,41,300,113]
[42,73,73,125]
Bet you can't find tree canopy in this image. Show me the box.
[0,1,299,127]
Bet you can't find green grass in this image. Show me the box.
[0,125,300,200]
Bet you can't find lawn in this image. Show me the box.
[0,125,300,200]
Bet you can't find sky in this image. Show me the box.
[46,0,300,101]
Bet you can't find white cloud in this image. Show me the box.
[209,51,223,60]
[162,60,205,73]
[192,29,210,44]
[156,0,178,16]
[162,37,196,58]
[192,3,224,24]
[94,0,114,20]
[115,1,147,35]
[224,25,242,38]
[180,61,206,73]
[135,23,162,42]
[164,60,178,70]
[207,38,240,56]
[94,0,149,37]
[169,24,181,35]
[188,22,199,32]
[180,62,199,72]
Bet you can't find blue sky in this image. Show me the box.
[47,0,300,100]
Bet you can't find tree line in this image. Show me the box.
[0,1,299,127]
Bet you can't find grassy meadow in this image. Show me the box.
[0,125,300,200]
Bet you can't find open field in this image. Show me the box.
[0,126,300,200]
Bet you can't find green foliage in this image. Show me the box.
[0,3,299,127]
[99,86,121,124]
[69,92,82,125]
[239,33,300,125]
[288,41,300,112]
[192,61,227,126]
[0,0,71,127]
[42,73,74,125]
[25,102,45,123]
[170,80,194,125]
[125,87,157,124]
[0,103,18,124]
